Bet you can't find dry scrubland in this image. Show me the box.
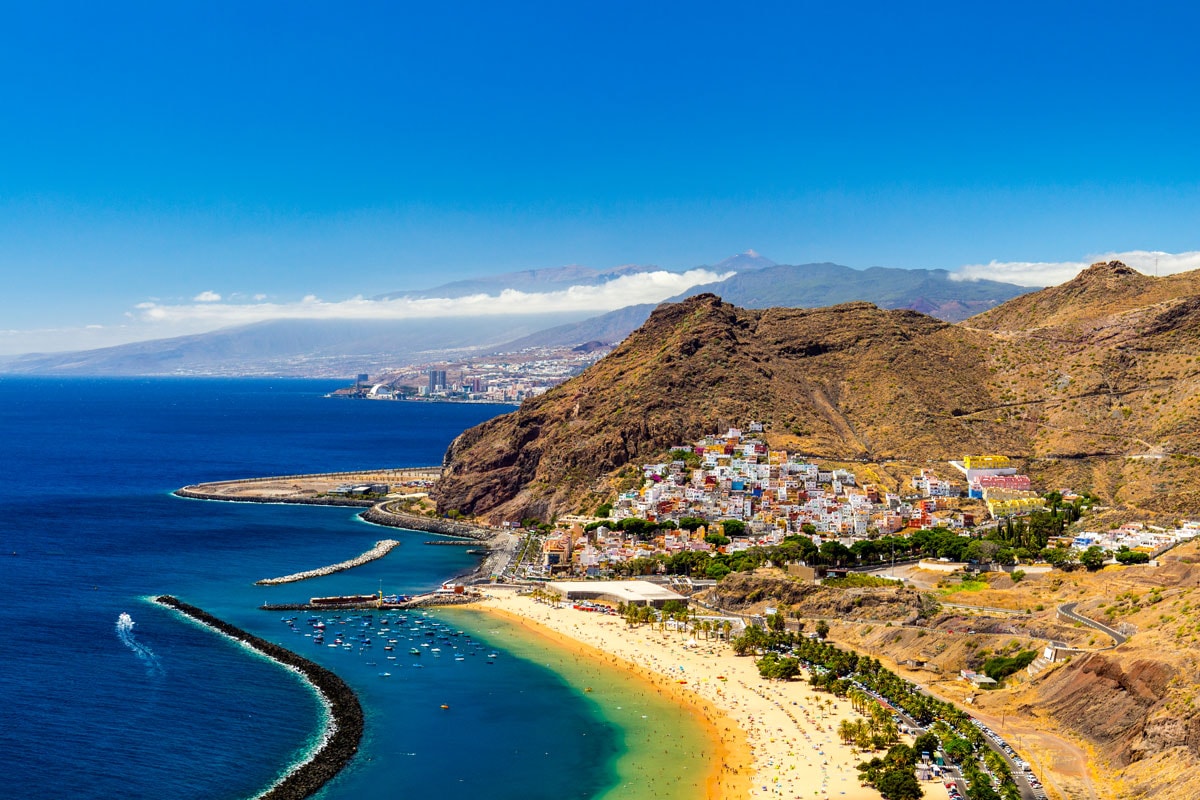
[694,540,1200,799]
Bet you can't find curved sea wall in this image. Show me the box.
[256,539,401,585]
[174,487,375,508]
[153,596,363,800]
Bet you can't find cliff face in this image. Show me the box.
[438,264,1200,522]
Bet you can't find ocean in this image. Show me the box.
[0,378,711,800]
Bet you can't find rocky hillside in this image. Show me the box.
[437,263,1200,522]
[436,293,1021,521]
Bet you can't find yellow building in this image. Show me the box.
[986,494,1045,519]
[963,455,1011,470]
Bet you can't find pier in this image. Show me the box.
[261,591,481,613]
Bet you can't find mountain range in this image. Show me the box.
[436,261,1200,523]
[0,253,1031,376]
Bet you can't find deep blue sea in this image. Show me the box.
[0,378,640,800]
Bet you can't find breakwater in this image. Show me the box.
[153,595,363,800]
[360,503,496,541]
[256,540,401,585]
[175,486,376,507]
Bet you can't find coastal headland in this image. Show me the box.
[153,595,363,800]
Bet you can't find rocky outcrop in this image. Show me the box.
[1029,653,1178,767]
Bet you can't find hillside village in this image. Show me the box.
[529,425,1198,579]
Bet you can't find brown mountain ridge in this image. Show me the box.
[436,262,1200,523]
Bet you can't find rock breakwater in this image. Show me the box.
[256,540,401,585]
[153,595,363,800]
[175,486,375,507]
[360,503,496,541]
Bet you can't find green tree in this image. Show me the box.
[1115,548,1150,565]
[721,519,747,537]
[819,540,852,566]
[876,769,922,800]
[815,619,830,639]
[706,561,731,580]
[912,731,939,759]
[1041,546,1074,568]
[1080,545,1107,571]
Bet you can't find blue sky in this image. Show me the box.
[2,1,1198,353]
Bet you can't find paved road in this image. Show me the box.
[1058,601,1127,646]
[941,602,1031,616]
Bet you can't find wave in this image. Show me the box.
[116,612,165,677]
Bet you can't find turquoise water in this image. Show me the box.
[0,378,631,799]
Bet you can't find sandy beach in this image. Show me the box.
[468,588,943,800]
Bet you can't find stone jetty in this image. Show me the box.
[360,502,496,541]
[153,595,363,800]
[256,539,401,585]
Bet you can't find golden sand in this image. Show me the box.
[466,589,930,800]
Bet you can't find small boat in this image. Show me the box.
[440,704,449,709]
[410,648,421,655]
[379,672,391,677]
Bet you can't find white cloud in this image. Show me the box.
[132,268,733,327]
[193,290,222,302]
[951,250,1200,287]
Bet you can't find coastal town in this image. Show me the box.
[327,343,613,404]
[519,425,1197,581]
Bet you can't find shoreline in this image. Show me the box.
[153,595,363,800]
[255,539,401,585]
[468,600,751,800]
[465,588,889,800]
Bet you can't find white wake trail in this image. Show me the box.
[116,612,164,677]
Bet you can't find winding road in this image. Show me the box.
[1058,602,1127,646]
